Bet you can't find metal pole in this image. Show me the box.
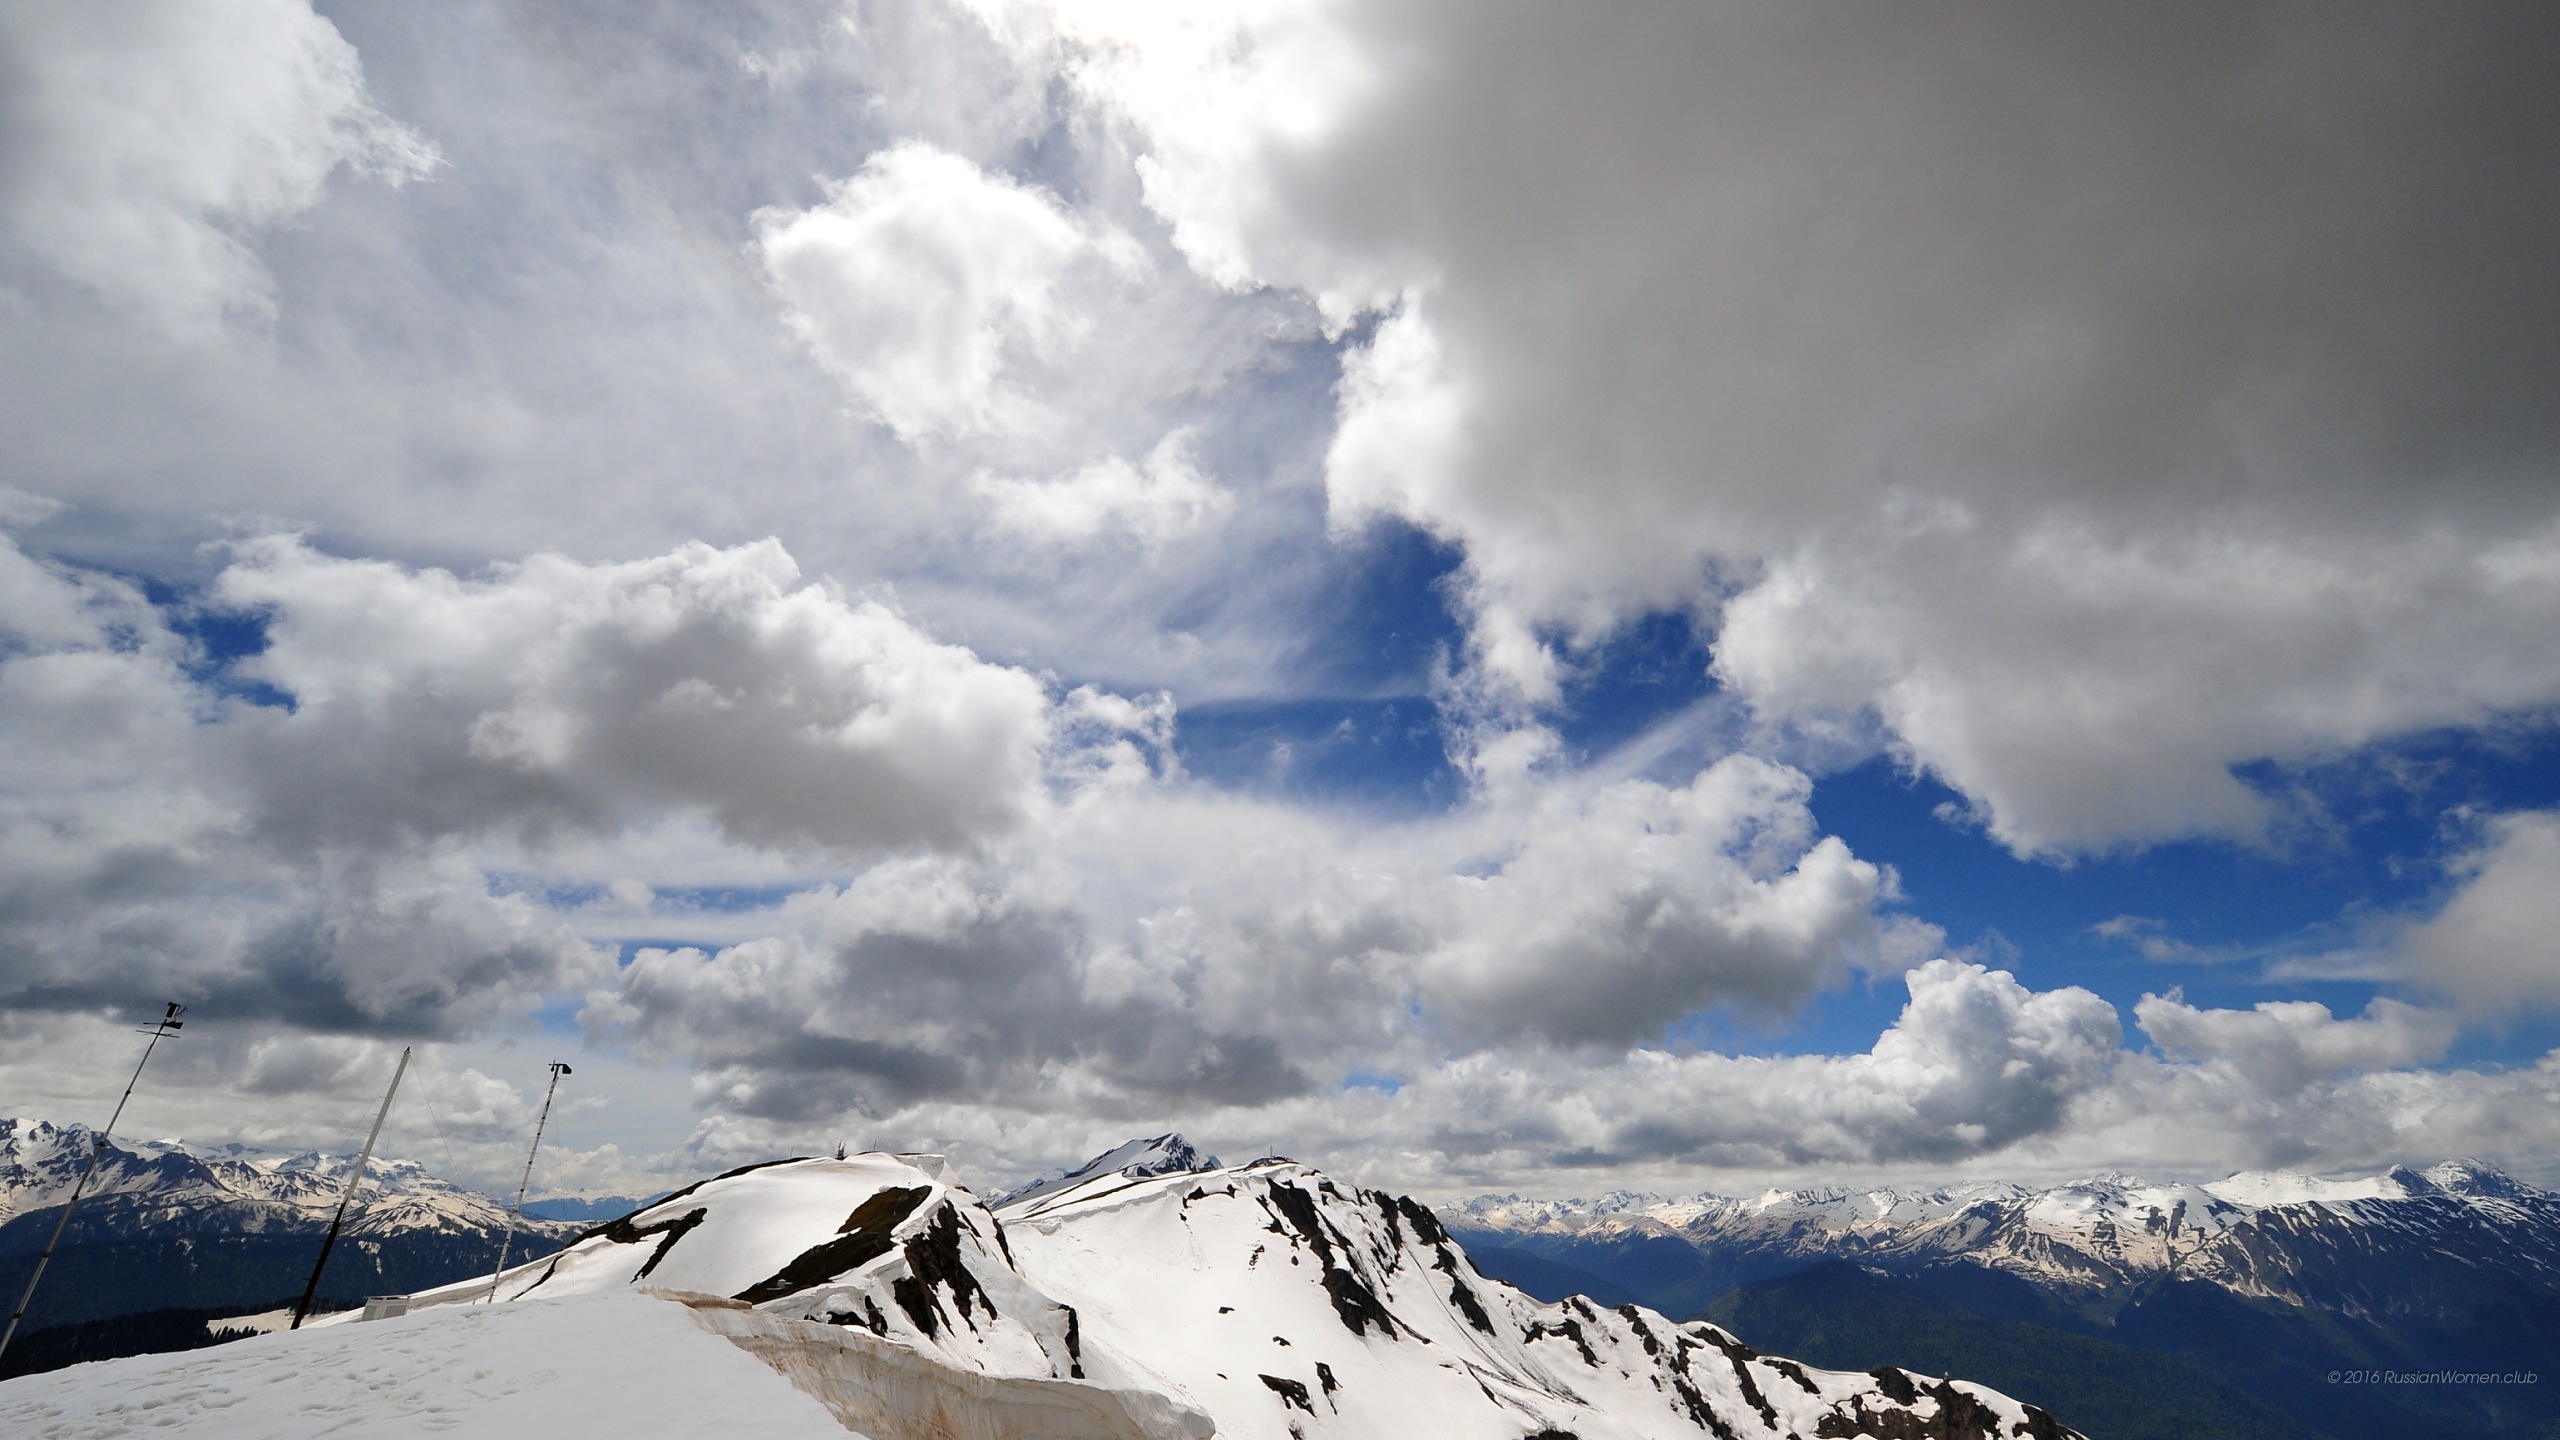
[291,1046,411,1329]
[483,1062,569,1304]
[0,1002,185,1365]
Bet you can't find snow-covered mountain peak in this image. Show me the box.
[302,1147,2084,1439]
[2201,1166,2403,1207]
[992,1132,1222,1209]
[1000,1153,2077,1438]
[2422,1157,2524,1197]
[418,1152,1116,1389]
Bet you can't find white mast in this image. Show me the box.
[292,1045,411,1329]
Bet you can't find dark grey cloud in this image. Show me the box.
[1038,0,2560,851]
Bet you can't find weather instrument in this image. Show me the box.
[484,1061,571,1303]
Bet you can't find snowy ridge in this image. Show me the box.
[1446,1159,2560,1311]
[7,1139,2083,1437]
[412,1151,1124,1386]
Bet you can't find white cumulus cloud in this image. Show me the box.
[2390,811,2560,1012]
[754,140,1142,442]
[975,429,1231,549]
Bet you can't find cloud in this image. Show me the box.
[2053,995,2554,1181]
[1713,524,2560,855]
[214,534,1060,856]
[2391,810,2560,1011]
[975,429,1232,549]
[25,519,2529,1193]
[6,518,2545,1194]
[0,528,1107,1041]
[2136,992,2458,1092]
[972,0,1412,324]
[932,975,2558,1195]
[691,958,2560,1197]
[1401,759,1929,1046]
[0,526,1914,1126]
[754,140,1142,442]
[0,0,438,341]
[1390,960,2126,1170]
[588,749,1919,1120]
[1004,0,2560,853]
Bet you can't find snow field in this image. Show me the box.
[0,1290,854,1439]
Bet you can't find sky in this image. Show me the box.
[3,0,2560,1204]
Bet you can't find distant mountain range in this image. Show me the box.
[1446,1161,2560,1440]
[0,1116,583,1374]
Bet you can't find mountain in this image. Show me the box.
[991,1132,1222,1209]
[1448,1161,2560,1439]
[2,1138,2082,1439]
[1702,1263,2316,1440]
[0,1117,579,1355]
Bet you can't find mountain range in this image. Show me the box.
[13,1124,2550,1438]
[1447,1162,2560,1439]
[1,1133,2079,1439]
[0,1116,579,1372]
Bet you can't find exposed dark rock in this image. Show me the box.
[822,1294,889,1335]
[1264,1182,1339,1270]
[1448,1274,1497,1335]
[1260,1373,1315,1413]
[730,1187,928,1304]
[586,1205,707,1282]
[1813,1375,2027,1440]
[1322,1264,1400,1338]
[1525,1316,1599,1367]
[892,1274,940,1338]
[897,1204,994,1334]
[1616,1304,1661,1355]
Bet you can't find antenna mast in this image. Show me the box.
[483,1061,570,1304]
[291,1045,411,1329]
[0,1002,185,1365]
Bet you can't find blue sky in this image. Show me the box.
[1161,539,2560,1068]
